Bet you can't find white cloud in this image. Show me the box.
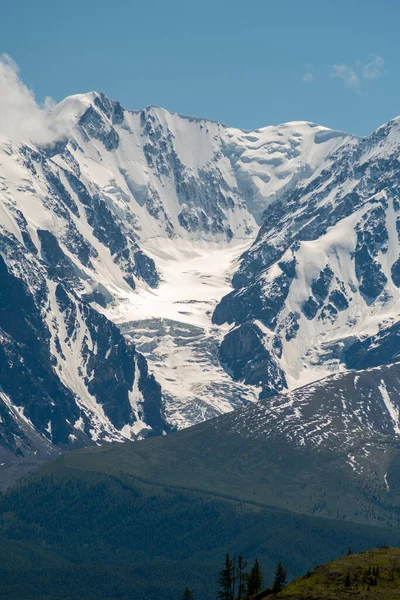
[331,64,361,91]
[301,72,314,84]
[301,64,315,84]
[331,54,385,93]
[0,54,64,145]
[362,54,385,80]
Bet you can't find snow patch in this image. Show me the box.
[379,380,400,436]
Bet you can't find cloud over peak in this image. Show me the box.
[0,54,65,145]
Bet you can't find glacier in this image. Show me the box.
[3,87,400,475]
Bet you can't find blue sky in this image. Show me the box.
[2,0,400,135]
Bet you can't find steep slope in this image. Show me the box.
[214,117,400,398]
[49,95,351,426]
[0,227,165,479]
[0,91,351,459]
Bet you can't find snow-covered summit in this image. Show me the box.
[46,91,353,238]
[214,114,400,400]
[1,88,395,469]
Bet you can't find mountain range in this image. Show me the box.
[1,91,400,484]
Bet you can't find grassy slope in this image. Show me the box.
[39,410,400,529]
[270,547,400,599]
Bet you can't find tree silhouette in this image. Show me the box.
[217,553,235,600]
[236,555,248,600]
[183,586,194,600]
[246,558,263,596]
[272,561,287,594]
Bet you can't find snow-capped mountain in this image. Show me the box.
[0,90,353,464]
[5,85,400,472]
[214,116,400,399]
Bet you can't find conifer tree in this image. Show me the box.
[272,562,287,594]
[246,558,263,596]
[217,553,235,600]
[236,555,248,600]
[183,587,194,600]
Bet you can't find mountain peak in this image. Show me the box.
[3,84,400,481]
[50,91,101,123]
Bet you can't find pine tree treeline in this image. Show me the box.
[214,554,286,599]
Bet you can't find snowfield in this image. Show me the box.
[108,237,251,328]
[2,87,400,455]
[107,237,260,428]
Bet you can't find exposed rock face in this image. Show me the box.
[219,323,287,397]
[4,88,400,468]
[214,117,400,398]
[0,229,166,460]
[1,92,351,461]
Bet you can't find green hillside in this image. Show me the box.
[2,390,400,598]
[1,471,400,599]
[269,547,400,599]
[39,404,400,529]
